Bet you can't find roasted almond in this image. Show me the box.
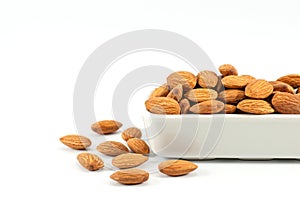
[269,81,295,94]
[91,120,122,135]
[197,70,219,88]
[145,97,180,114]
[179,98,191,114]
[158,160,198,176]
[77,152,104,171]
[184,88,218,102]
[127,138,150,155]
[189,100,224,114]
[271,92,300,114]
[223,104,237,114]
[222,75,255,89]
[167,71,197,90]
[214,75,225,92]
[218,89,245,104]
[96,141,129,156]
[149,84,170,98]
[121,127,142,141]
[218,64,238,77]
[245,79,273,99]
[237,99,275,114]
[277,74,300,88]
[59,134,91,150]
[112,153,148,169]
[110,168,149,185]
[167,84,183,101]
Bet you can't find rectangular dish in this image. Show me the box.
[144,114,300,160]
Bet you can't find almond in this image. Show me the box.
[271,92,300,114]
[121,127,142,141]
[77,152,104,171]
[297,87,300,94]
[112,153,148,169]
[189,100,224,114]
[218,89,245,104]
[91,120,122,135]
[237,99,275,114]
[277,74,300,88]
[149,84,169,98]
[245,79,273,99]
[214,76,225,92]
[218,64,238,77]
[110,169,149,185]
[179,98,190,114]
[197,70,219,88]
[59,134,91,150]
[222,75,255,89]
[167,71,197,90]
[96,141,129,156]
[184,88,218,102]
[158,160,198,176]
[269,81,295,94]
[167,84,183,101]
[223,104,237,114]
[145,97,180,114]
[127,138,150,155]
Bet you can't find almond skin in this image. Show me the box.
[158,160,198,176]
[269,81,295,94]
[197,70,219,88]
[149,84,169,98]
[245,79,273,99]
[145,97,180,114]
[167,71,197,90]
[59,135,91,150]
[121,127,142,141]
[96,141,129,156]
[184,88,218,102]
[77,152,104,171]
[222,75,255,89]
[271,92,300,114]
[91,120,122,135]
[110,169,149,185]
[218,64,238,77]
[167,84,183,101]
[277,74,300,88]
[218,89,245,104]
[237,99,275,114]
[112,153,148,169]
[127,138,150,155]
[179,98,191,114]
[189,100,225,114]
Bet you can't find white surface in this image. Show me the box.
[145,114,300,159]
[1,0,300,201]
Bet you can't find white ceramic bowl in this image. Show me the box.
[144,113,300,159]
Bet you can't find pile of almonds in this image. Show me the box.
[60,120,198,185]
[145,64,300,115]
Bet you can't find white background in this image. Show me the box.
[1,0,300,200]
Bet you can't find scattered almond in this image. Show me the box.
[184,88,218,102]
[179,98,191,114]
[91,120,122,135]
[167,71,197,90]
[271,92,300,114]
[121,127,142,141]
[149,84,170,98]
[112,153,148,169]
[218,89,245,104]
[269,81,295,94]
[277,74,300,88]
[110,168,149,185]
[218,64,238,77]
[158,160,198,176]
[197,70,219,88]
[59,134,91,150]
[245,79,273,99]
[96,141,129,156]
[145,97,180,114]
[167,84,183,101]
[237,99,275,114]
[77,152,104,171]
[189,100,224,114]
[127,138,150,155]
[222,75,255,89]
